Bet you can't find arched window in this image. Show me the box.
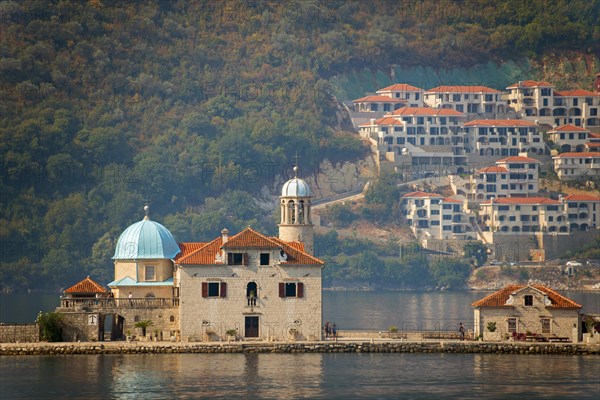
[246,282,258,306]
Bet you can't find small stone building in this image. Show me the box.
[472,285,581,342]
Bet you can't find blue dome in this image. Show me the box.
[281,177,311,197]
[113,218,180,260]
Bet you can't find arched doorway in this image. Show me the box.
[246,282,257,306]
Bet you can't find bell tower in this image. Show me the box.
[278,166,314,254]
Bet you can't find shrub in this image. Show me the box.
[486,322,497,332]
[37,311,63,342]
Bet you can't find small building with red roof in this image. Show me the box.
[506,79,600,129]
[462,119,544,158]
[472,285,581,342]
[548,124,590,153]
[352,95,406,113]
[375,83,424,107]
[552,151,600,180]
[423,85,505,114]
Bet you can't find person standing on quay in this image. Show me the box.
[459,323,465,341]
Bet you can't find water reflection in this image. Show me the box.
[1,353,598,399]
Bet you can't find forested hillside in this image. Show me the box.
[1,0,598,292]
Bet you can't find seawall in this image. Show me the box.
[2,341,599,356]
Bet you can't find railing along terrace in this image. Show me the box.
[60,298,179,309]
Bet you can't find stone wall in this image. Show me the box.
[2,341,599,356]
[55,307,179,342]
[0,323,39,343]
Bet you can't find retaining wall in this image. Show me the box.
[1,341,599,356]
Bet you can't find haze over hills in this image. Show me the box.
[1,0,598,292]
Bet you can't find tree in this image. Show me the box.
[37,311,63,342]
[134,320,154,337]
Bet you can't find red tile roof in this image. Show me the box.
[563,194,600,202]
[390,107,464,116]
[496,155,540,163]
[175,242,208,261]
[586,142,600,147]
[589,132,600,139]
[176,228,323,266]
[555,89,599,97]
[442,197,463,203]
[464,119,537,127]
[551,124,588,132]
[358,117,404,127]
[64,277,109,294]
[481,197,561,205]
[553,152,600,158]
[402,191,442,198]
[223,227,280,249]
[425,85,501,93]
[377,83,423,92]
[506,80,554,89]
[472,285,581,308]
[177,237,224,265]
[478,166,509,173]
[353,95,406,103]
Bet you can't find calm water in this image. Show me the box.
[1,291,599,398]
[0,353,598,399]
[2,291,599,327]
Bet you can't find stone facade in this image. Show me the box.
[472,285,581,342]
[177,230,323,342]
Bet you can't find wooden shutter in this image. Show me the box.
[243,253,249,266]
[201,282,208,298]
[227,253,233,265]
[220,282,227,298]
[279,282,285,298]
[297,282,304,298]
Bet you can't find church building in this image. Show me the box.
[56,168,323,342]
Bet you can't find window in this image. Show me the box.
[431,221,440,226]
[227,253,247,265]
[279,282,304,298]
[260,253,270,266]
[431,210,440,215]
[443,226,451,231]
[508,318,517,333]
[541,318,551,334]
[145,265,155,281]
[202,282,227,298]
[524,295,533,306]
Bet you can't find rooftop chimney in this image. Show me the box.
[221,228,229,244]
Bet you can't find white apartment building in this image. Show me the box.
[375,83,424,107]
[459,155,540,200]
[552,152,600,180]
[479,193,600,234]
[462,119,544,157]
[479,197,569,234]
[423,85,505,114]
[548,124,590,153]
[401,191,475,241]
[506,80,600,129]
[358,107,468,171]
[563,194,600,231]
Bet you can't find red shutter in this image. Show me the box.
[220,282,227,298]
[201,282,208,298]
[297,282,304,298]
[279,282,285,298]
[243,253,249,266]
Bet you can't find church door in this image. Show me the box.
[245,316,259,338]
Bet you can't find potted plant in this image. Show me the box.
[486,321,499,341]
[126,329,132,342]
[226,329,237,342]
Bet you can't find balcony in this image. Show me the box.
[59,297,179,309]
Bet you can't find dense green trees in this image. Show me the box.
[1,0,597,292]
